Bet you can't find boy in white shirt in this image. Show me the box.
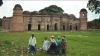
[28,34,36,53]
[42,37,49,51]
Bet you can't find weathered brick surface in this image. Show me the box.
[79,9,87,31]
[2,4,87,32]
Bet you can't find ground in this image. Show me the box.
[0,31,100,56]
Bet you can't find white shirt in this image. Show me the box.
[29,36,36,46]
[50,38,56,43]
[43,40,49,51]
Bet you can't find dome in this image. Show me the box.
[80,8,87,12]
[13,4,23,10]
[31,11,39,15]
[63,13,69,17]
[3,16,6,19]
[23,11,30,14]
[69,14,76,18]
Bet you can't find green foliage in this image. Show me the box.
[88,18,100,29]
[39,5,64,14]
[87,0,100,14]
[93,18,100,23]
[0,0,3,6]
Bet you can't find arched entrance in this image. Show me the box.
[63,25,65,31]
[54,23,57,30]
[28,24,32,31]
[75,25,78,30]
[47,24,49,31]
[38,24,41,30]
[69,25,72,30]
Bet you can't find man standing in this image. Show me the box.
[42,37,49,51]
[56,36,62,55]
[61,36,67,56]
[28,34,36,53]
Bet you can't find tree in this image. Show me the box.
[87,0,100,14]
[0,0,3,6]
[39,5,64,14]
[88,18,100,29]
[87,0,100,29]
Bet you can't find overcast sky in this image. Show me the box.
[0,1,100,21]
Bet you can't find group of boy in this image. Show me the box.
[28,34,67,56]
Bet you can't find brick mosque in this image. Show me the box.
[2,4,88,32]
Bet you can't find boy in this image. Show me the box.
[28,34,36,53]
[61,36,67,56]
[43,37,49,51]
[56,36,62,55]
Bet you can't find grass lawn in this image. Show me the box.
[0,31,100,56]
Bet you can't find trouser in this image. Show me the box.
[29,45,36,53]
[61,48,66,56]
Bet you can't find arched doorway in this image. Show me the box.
[54,23,57,30]
[63,25,65,31]
[28,24,32,31]
[69,25,72,30]
[47,24,49,31]
[38,24,41,30]
[75,25,78,30]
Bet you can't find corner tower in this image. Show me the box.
[11,4,25,31]
[79,8,87,31]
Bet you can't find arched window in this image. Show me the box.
[75,24,78,30]
[28,24,31,31]
[38,24,41,30]
[54,23,57,30]
[70,25,72,30]
[47,24,49,31]
[82,13,85,17]
[63,25,65,31]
